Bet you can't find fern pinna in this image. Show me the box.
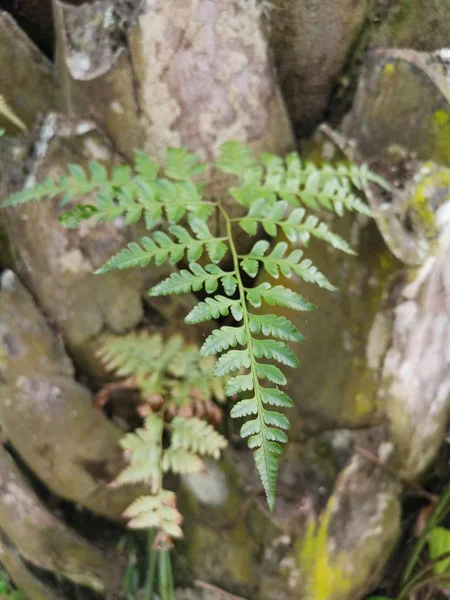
[4,142,385,509]
[97,332,228,542]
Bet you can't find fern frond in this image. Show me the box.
[170,416,228,459]
[7,139,385,509]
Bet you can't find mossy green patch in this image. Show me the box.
[298,499,351,600]
[403,164,450,244]
[431,110,450,165]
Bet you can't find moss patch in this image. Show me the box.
[298,500,351,600]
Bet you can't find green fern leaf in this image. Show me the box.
[165,147,205,181]
[251,338,299,368]
[200,326,246,355]
[293,259,337,290]
[215,141,257,179]
[170,416,228,459]
[262,409,290,430]
[6,140,384,511]
[185,297,243,324]
[230,397,258,418]
[150,264,232,296]
[58,204,99,228]
[248,314,304,342]
[253,442,282,511]
[214,349,251,376]
[95,238,158,273]
[255,363,286,385]
[225,374,254,396]
[162,448,204,475]
[97,332,163,378]
[260,388,294,408]
[246,283,316,311]
[115,414,163,492]
[124,490,183,537]
[134,151,159,181]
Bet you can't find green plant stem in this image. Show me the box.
[399,572,450,599]
[402,483,450,584]
[158,549,175,600]
[144,530,157,600]
[219,203,272,509]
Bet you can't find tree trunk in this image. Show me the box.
[1,1,450,599]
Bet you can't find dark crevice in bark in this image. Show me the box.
[1,0,54,57]
[324,0,400,129]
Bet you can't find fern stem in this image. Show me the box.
[218,203,273,510]
[144,529,157,600]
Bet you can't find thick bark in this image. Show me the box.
[0,270,147,521]
[0,446,109,592]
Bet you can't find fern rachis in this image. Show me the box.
[4,142,385,509]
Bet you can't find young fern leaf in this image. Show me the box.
[170,416,228,459]
[5,140,383,509]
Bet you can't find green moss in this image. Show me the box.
[431,110,450,165]
[298,500,351,600]
[404,165,450,243]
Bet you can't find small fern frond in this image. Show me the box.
[116,414,163,492]
[169,416,228,459]
[124,490,183,537]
